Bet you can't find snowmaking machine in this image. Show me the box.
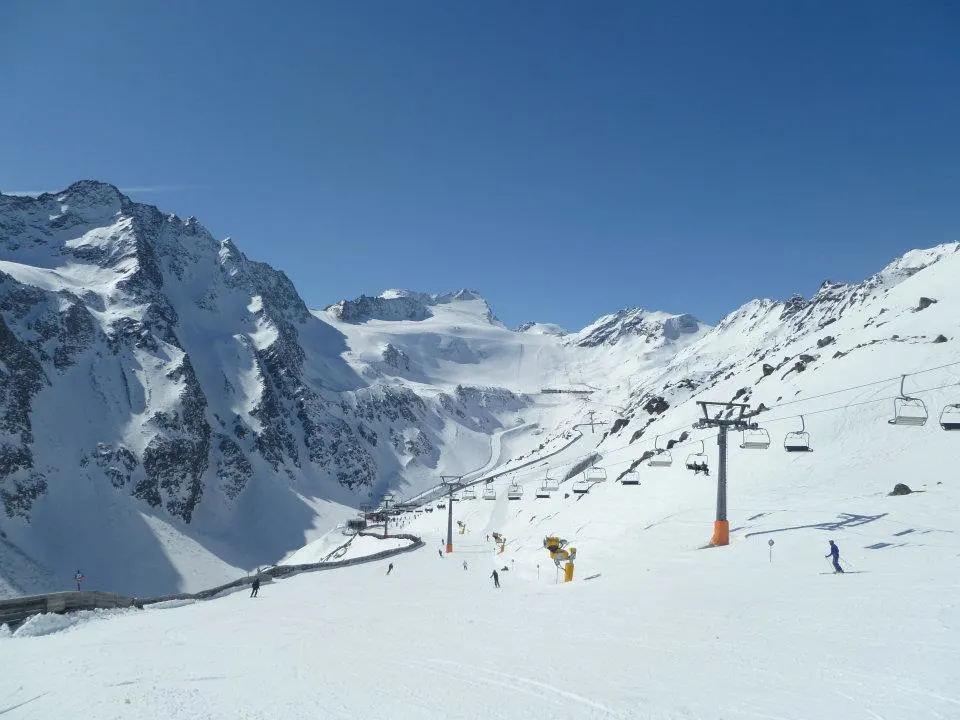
[543,536,576,582]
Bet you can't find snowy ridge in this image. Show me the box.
[0,184,549,597]
[0,186,958,717]
[1,181,957,614]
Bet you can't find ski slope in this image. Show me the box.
[2,185,959,717]
[2,464,958,720]
[3,243,960,718]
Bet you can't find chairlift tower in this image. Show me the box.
[381,493,395,538]
[585,410,608,435]
[441,476,463,553]
[693,401,761,547]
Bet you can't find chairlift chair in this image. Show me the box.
[740,427,771,450]
[535,482,552,499]
[507,483,523,501]
[482,486,497,500]
[784,415,812,452]
[572,479,591,494]
[462,487,477,500]
[620,471,640,485]
[941,404,960,431]
[888,375,928,426]
[647,435,674,467]
[685,440,709,471]
[584,466,607,482]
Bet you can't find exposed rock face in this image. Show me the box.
[327,289,499,325]
[0,183,526,537]
[570,308,702,348]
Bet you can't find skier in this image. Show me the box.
[387,562,394,576]
[250,577,260,598]
[462,560,468,571]
[438,548,443,558]
[826,540,844,573]
[490,569,500,588]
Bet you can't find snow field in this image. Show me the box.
[2,492,957,720]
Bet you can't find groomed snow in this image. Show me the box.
[280,532,413,566]
[2,487,957,719]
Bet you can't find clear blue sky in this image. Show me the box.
[3,1,958,330]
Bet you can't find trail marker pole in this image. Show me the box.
[768,539,774,563]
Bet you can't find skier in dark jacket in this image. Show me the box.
[491,569,500,588]
[438,548,443,558]
[826,540,844,573]
[387,563,394,575]
[250,577,260,598]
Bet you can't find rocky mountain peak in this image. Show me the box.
[570,308,703,348]
[326,288,500,325]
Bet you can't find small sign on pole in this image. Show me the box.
[768,539,775,563]
[75,569,85,591]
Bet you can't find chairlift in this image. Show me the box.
[647,435,674,467]
[345,518,367,533]
[535,482,552,499]
[685,440,709,471]
[620,471,640,485]
[888,374,928,426]
[462,487,477,500]
[740,426,771,450]
[941,404,960,431]
[543,474,560,492]
[482,486,497,500]
[584,466,607,482]
[572,479,591,494]
[784,415,812,452]
[507,483,523,501]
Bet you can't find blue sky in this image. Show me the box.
[2,1,957,330]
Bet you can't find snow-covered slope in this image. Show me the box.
[0,184,557,597]
[1,181,957,610]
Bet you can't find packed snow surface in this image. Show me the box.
[1,475,958,720]
[280,532,413,565]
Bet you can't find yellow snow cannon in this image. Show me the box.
[543,536,577,581]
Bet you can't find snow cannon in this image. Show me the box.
[492,532,506,553]
[457,520,466,535]
[543,536,576,582]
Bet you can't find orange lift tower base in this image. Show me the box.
[694,400,760,548]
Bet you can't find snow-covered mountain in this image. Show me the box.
[0,183,543,596]
[1,181,957,602]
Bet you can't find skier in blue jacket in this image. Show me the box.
[826,540,844,573]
